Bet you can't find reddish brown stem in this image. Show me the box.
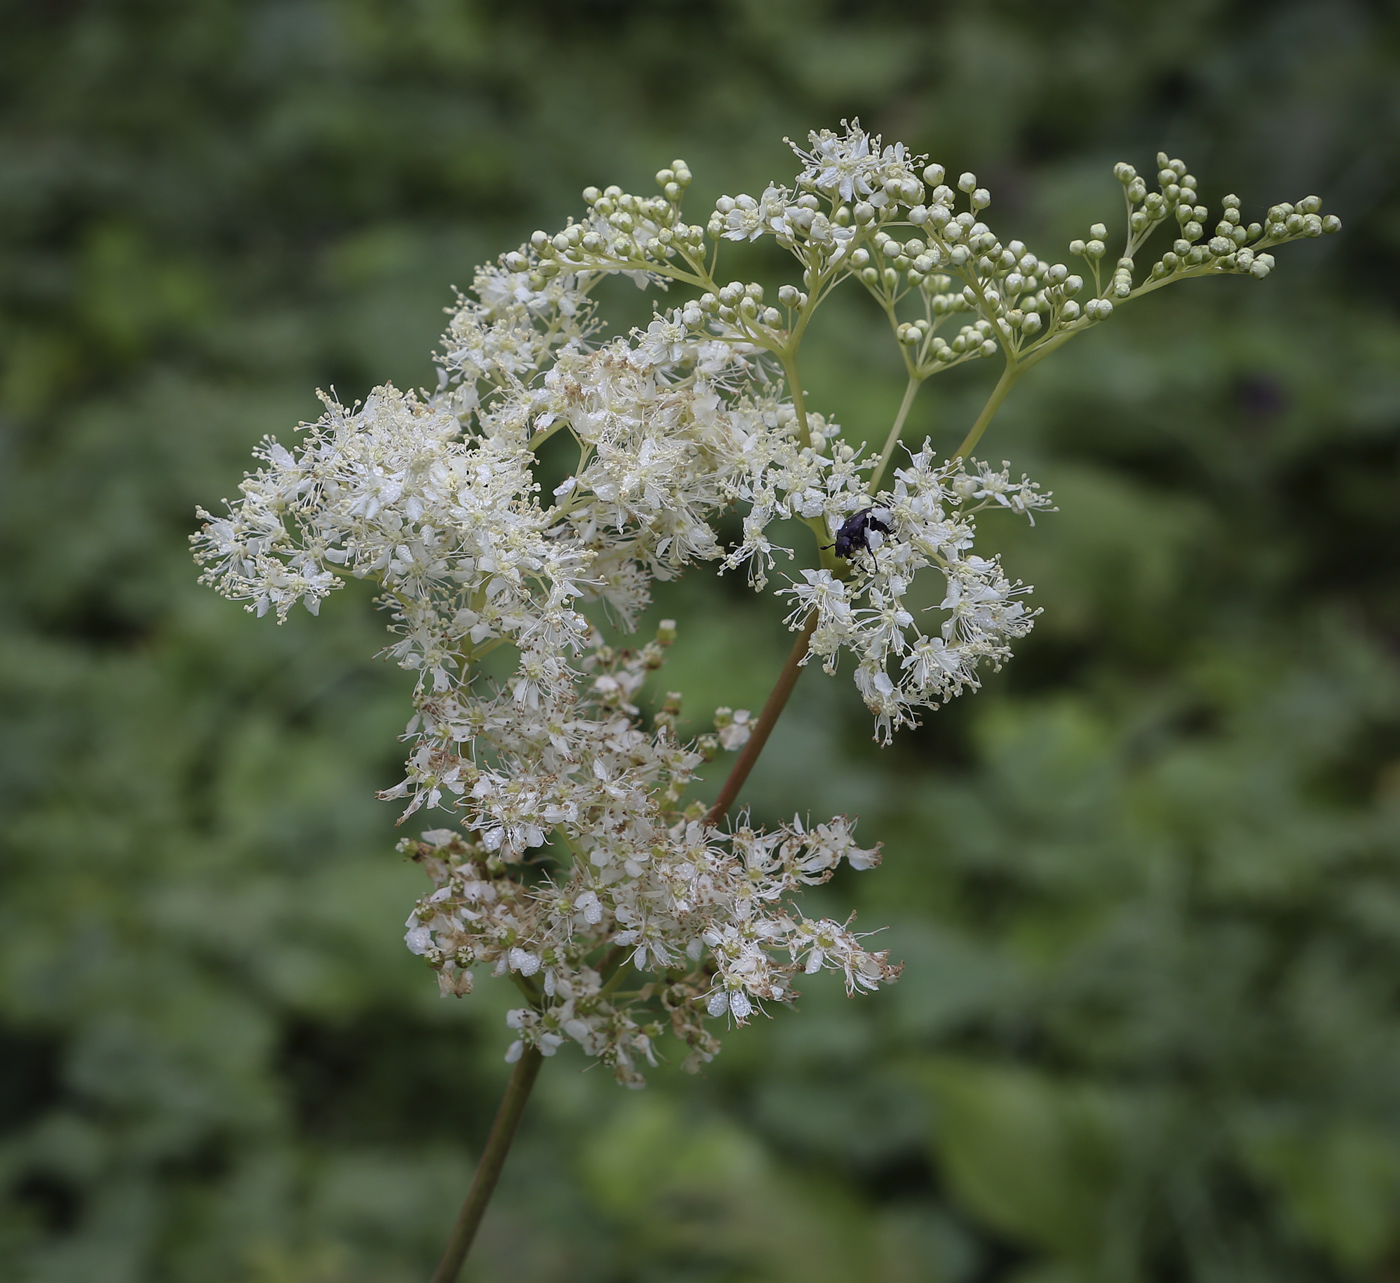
[430,1046,545,1283]
[705,612,817,826]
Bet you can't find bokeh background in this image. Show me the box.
[3,1,1400,1280]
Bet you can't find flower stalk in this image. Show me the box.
[430,1046,545,1283]
[705,611,820,827]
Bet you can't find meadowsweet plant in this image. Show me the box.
[193,121,1337,1278]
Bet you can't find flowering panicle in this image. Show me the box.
[399,630,895,1086]
[194,120,1336,1081]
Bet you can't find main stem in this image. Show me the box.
[431,1046,545,1283]
[705,611,818,826]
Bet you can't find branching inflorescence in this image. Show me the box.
[194,121,1337,1089]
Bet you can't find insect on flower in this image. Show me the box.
[829,507,894,561]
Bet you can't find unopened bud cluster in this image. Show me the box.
[194,120,1333,1082]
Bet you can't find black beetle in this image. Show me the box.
[828,506,893,560]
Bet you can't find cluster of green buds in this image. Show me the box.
[527,163,701,277]
[1077,152,1341,302]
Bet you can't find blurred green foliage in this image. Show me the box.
[2,1,1399,1280]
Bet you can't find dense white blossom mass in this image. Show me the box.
[194,120,1336,1082]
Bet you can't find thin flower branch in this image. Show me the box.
[871,375,923,492]
[953,361,1021,461]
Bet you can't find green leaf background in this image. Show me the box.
[2,2,1398,1279]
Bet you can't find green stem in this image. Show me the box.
[431,1046,545,1283]
[870,375,923,493]
[778,350,813,449]
[705,611,818,826]
[597,957,632,999]
[952,360,1020,461]
[778,346,842,564]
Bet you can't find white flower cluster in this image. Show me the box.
[777,449,1050,743]
[399,630,893,1086]
[195,119,1333,1081]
